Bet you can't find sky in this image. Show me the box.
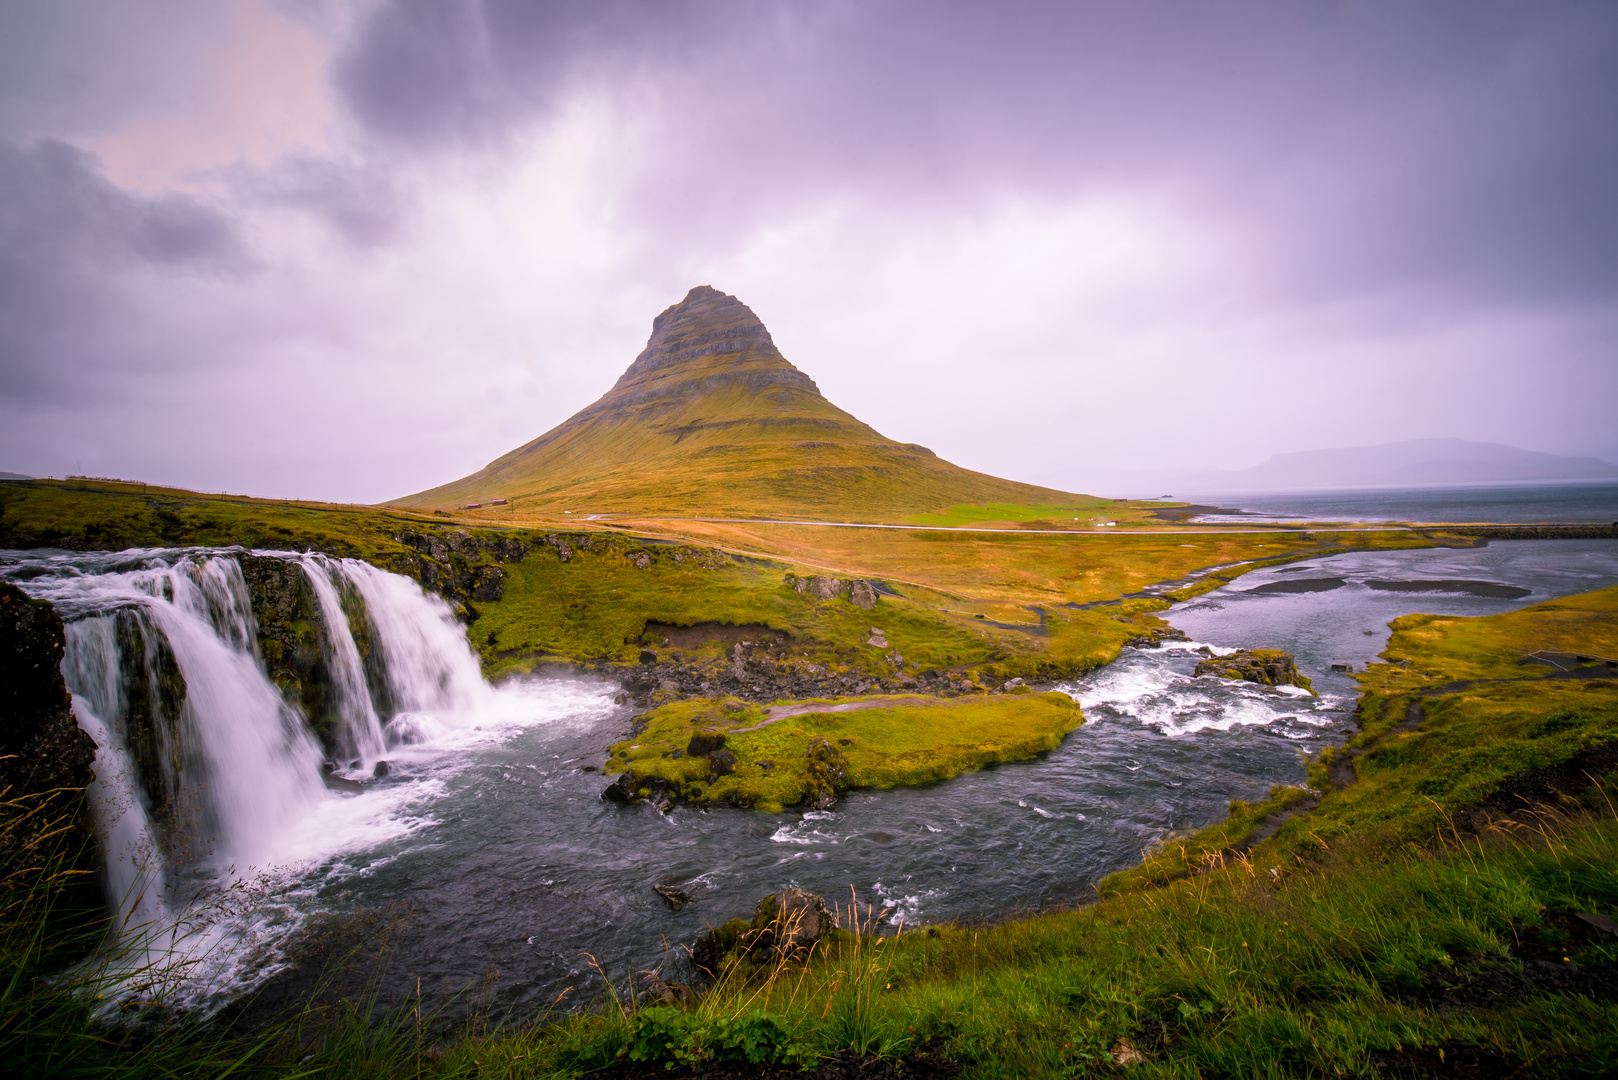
[2,0,1616,503]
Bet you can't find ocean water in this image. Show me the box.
[1185,478,1618,524]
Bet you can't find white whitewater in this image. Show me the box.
[6,547,527,1012]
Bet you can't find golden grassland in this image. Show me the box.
[6,479,1618,1076]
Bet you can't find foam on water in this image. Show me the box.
[2,547,607,1014]
[6,536,1616,1018]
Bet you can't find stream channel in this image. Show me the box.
[4,538,1617,1020]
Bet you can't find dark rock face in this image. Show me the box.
[0,584,105,933]
[803,737,849,810]
[706,749,738,780]
[111,609,187,837]
[0,584,97,798]
[686,729,727,757]
[238,555,344,750]
[393,528,538,615]
[1194,648,1313,692]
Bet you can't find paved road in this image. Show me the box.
[596,516,1417,535]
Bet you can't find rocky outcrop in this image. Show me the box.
[803,737,849,810]
[785,573,881,609]
[0,583,103,930]
[1194,649,1314,693]
[0,584,97,798]
[691,887,839,977]
[238,556,344,751]
[110,609,187,836]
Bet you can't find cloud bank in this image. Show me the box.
[2,0,1615,500]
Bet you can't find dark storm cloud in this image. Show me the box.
[0,139,242,403]
[235,154,410,248]
[333,0,1618,307]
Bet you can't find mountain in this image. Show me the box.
[1228,439,1618,489]
[1082,438,1618,496]
[393,286,1083,518]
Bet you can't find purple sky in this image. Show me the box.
[3,0,1616,502]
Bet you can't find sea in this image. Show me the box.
[1174,478,1618,525]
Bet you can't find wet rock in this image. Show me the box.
[653,878,693,910]
[1194,648,1313,692]
[639,649,657,664]
[754,887,838,954]
[803,737,849,809]
[691,887,840,977]
[372,760,390,778]
[0,584,98,800]
[601,772,639,804]
[707,749,738,779]
[687,729,728,757]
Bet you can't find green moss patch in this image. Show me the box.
[605,692,1083,813]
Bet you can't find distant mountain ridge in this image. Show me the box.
[393,287,1083,517]
[1233,439,1618,489]
[1084,438,1618,496]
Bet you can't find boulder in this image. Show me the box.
[753,887,839,955]
[707,749,738,780]
[1194,648,1314,693]
[653,877,693,911]
[850,580,879,609]
[690,887,839,977]
[631,552,652,569]
[810,576,848,601]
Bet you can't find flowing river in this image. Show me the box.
[3,538,1616,1020]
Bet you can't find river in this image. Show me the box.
[3,537,1615,1020]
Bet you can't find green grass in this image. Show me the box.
[606,692,1082,812]
[903,501,1165,528]
[441,794,1618,1079]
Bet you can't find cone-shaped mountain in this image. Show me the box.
[395,286,1082,518]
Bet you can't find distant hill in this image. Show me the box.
[392,287,1085,518]
[1229,439,1618,489]
[1094,438,1618,495]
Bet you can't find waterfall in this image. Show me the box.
[0,546,504,1009]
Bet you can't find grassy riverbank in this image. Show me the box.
[8,584,1612,1077]
[604,692,1082,812]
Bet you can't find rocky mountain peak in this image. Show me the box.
[612,285,782,388]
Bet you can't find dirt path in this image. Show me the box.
[730,695,940,733]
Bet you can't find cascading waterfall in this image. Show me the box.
[1,546,502,1011]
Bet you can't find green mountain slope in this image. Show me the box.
[391,286,1086,518]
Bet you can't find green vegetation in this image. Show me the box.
[448,803,1618,1078]
[0,477,427,560]
[605,692,1082,812]
[903,500,1169,528]
[1111,586,1618,891]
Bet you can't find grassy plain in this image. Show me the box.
[7,479,1618,1075]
